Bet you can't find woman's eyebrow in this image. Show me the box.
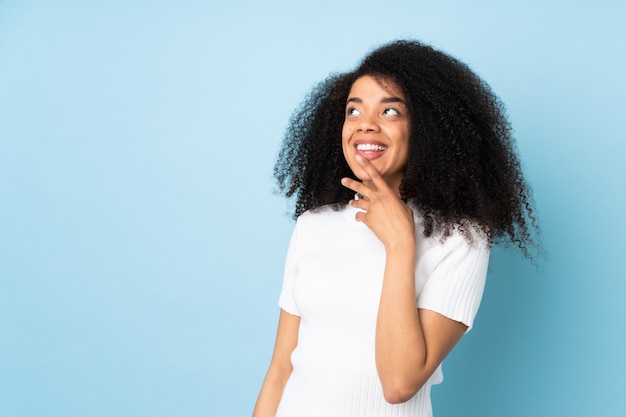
[346,97,406,104]
[381,97,406,104]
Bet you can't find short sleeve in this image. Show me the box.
[277,222,301,316]
[417,233,490,332]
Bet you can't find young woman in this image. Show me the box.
[253,40,539,417]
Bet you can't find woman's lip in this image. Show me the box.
[355,148,386,160]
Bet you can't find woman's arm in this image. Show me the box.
[341,155,468,404]
[252,309,300,417]
[377,249,467,403]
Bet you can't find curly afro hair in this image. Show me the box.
[274,40,540,257]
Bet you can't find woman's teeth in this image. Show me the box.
[356,143,387,151]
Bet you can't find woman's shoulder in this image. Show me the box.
[412,211,490,250]
[297,203,348,222]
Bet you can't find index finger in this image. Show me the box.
[355,154,391,191]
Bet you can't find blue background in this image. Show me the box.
[1,1,624,416]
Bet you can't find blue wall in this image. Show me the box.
[1,1,624,416]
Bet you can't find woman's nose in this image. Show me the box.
[357,114,379,132]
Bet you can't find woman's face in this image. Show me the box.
[341,75,410,193]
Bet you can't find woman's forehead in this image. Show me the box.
[350,74,405,98]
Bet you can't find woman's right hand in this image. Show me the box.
[340,154,416,251]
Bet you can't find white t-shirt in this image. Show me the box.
[276,204,489,417]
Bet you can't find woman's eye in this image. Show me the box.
[346,107,361,116]
[383,107,399,116]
